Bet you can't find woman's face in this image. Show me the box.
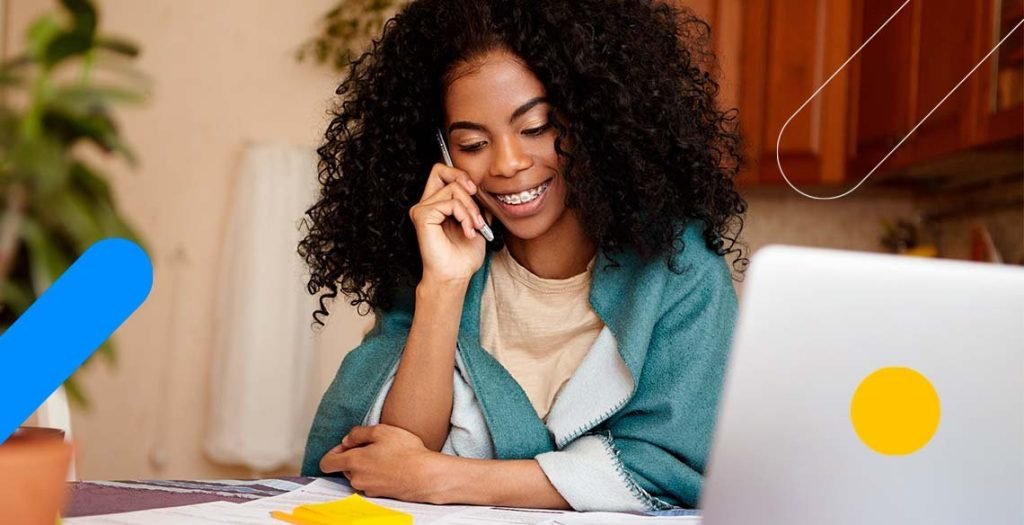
[443,49,569,242]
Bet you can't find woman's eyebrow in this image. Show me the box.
[509,96,548,122]
[448,96,549,134]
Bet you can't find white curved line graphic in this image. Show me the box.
[776,0,1024,200]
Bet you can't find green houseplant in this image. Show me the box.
[0,0,147,406]
[297,0,409,72]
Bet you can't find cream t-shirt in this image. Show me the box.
[479,246,605,420]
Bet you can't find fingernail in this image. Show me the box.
[476,214,485,227]
[466,180,477,193]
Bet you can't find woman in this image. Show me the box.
[299,0,746,512]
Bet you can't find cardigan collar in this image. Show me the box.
[454,245,659,458]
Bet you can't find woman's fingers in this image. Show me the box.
[320,448,354,474]
[343,426,376,447]
[420,163,476,201]
[419,164,448,201]
[413,163,486,241]
[425,182,484,228]
[411,197,479,239]
[413,184,484,239]
[447,198,478,239]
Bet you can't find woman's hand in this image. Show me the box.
[320,425,571,509]
[319,424,442,503]
[409,163,490,285]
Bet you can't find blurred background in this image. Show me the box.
[5,0,1021,481]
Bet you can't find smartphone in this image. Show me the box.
[435,128,494,242]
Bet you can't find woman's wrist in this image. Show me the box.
[419,453,486,506]
[417,454,571,510]
[415,275,471,320]
[418,274,472,297]
[417,452,459,505]
[414,276,470,325]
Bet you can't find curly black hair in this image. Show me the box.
[300,0,747,323]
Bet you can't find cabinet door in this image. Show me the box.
[848,0,916,177]
[908,0,980,162]
[738,0,854,185]
[973,0,1024,145]
[851,0,991,176]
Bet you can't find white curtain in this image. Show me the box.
[205,141,321,472]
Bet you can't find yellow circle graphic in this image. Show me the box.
[850,367,940,455]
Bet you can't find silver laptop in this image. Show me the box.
[702,245,1024,525]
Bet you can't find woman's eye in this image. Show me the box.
[456,126,548,153]
[523,123,551,136]
[458,142,487,153]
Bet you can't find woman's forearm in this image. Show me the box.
[380,277,468,451]
[425,454,572,510]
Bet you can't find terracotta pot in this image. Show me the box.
[0,427,73,525]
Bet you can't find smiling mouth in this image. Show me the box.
[491,178,553,205]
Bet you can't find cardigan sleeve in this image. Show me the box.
[536,253,738,511]
[361,349,496,459]
[300,296,415,477]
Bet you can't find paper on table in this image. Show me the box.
[64,479,697,525]
[260,480,568,524]
[240,480,569,525]
[537,512,701,525]
[63,501,258,524]
[435,506,573,525]
[63,480,489,525]
[236,479,480,523]
[62,480,355,525]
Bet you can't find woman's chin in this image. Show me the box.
[499,215,557,241]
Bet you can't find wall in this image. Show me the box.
[741,187,917,254]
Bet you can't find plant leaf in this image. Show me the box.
[60,0,98,39]
[20,216,71,295]
[41,108,137,165]
[0,67,23,87]
[51,84,146,113]
[43,32,92,67]
[95,36,139,57]
[49,189,104,253]
[62,376,89,409]
[68,161,112,201]
[96,339,117,365]
[9,134,69,193]
[68,161,144,248]
[26,15,62,61]
[0,280,33,316]
[0,106,19,147]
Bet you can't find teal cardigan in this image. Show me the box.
[302,221,738,511]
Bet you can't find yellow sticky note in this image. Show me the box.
[271,494,413,525]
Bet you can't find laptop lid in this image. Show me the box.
[702,246,1024,525]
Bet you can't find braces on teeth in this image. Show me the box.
[496,180,551,205]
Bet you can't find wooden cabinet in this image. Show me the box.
[688,0,1023,186]
[908,0,980,158]
[972,0,1024,145]
[847,0,917,176]
[849,0,998,177]
[721,0,856,185]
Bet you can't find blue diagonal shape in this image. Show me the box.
[0,238,153,443]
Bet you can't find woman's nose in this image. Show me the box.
[490,135,533,177]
